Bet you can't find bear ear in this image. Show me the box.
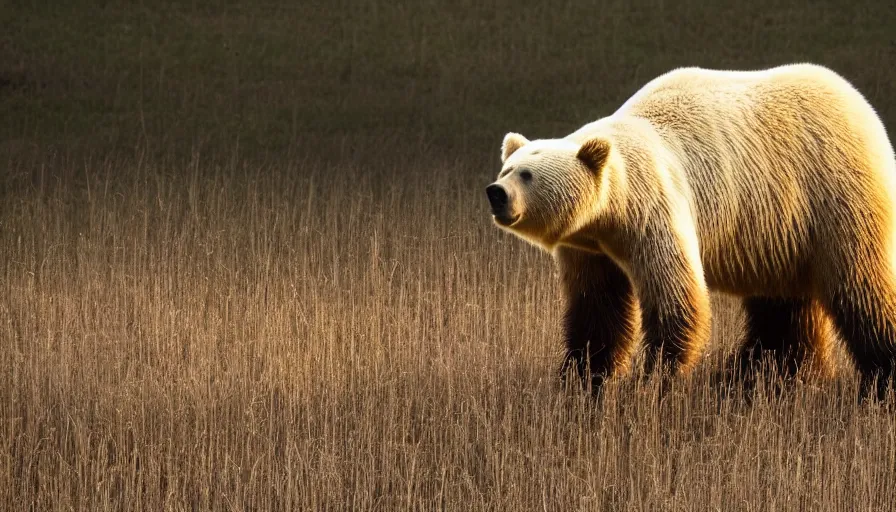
[501,132,530,162]
[576,137,611,172]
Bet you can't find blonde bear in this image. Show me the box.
[486,63,896,400]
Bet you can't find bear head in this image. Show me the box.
[485,131,612,250]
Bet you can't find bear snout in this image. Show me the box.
[486,183,519,226]
[486,183,509,212]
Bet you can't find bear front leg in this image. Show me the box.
[556,247,641,392]
[631,230,712,378]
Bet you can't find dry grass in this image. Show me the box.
[2,145,895,511]
[3,0,896,510]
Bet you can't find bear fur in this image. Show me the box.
[485,63,896,400]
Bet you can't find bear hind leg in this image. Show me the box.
[737,297,836,390]
[824,286,896,402]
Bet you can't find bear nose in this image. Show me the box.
[486,184,509,213]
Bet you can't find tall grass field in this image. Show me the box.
[2,1,896,510]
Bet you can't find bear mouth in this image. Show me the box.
[493,213,520,227]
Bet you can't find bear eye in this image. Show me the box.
[519,169,533,181]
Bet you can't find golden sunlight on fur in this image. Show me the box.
[487,63,896,400]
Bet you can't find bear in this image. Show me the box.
[485,63,896,401]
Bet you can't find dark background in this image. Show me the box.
[3,1,895,165]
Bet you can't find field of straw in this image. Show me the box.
[2,146,895,510]
[3,1,896,510]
